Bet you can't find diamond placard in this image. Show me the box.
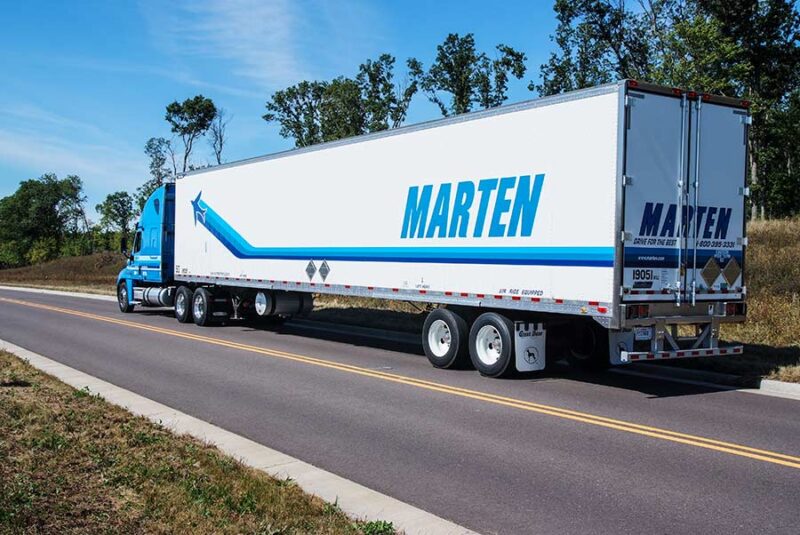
[305,260,317,281]
[700,257,721,287]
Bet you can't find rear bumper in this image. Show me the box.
[618,344,743,364]
[609,311,745,366]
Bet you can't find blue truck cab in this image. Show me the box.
[116,184,175,312]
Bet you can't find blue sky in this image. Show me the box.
[0,0,558,220]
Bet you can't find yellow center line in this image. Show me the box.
[2,295,799,470]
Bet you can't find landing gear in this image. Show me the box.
[422,308,470,369]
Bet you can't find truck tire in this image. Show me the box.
[469,312,515,378]
[174,286,193,323]
[117,281,134,313]
[192,288,214,326]
[565,321,610,371]
[422,308,470,369]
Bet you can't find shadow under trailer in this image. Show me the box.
[117,80,749,378]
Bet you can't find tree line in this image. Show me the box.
[1,0,798,269]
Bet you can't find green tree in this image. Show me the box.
[420,33,527,116]
[263,55,421,147]
[535,0,800,219]
[96,191,135,237]
[137,137,175,211]
[0,173,87,267]
[700,0,800,219]
[165,95,218,172]
[356,54,423,130]
[208,109,230,165]
[263,81,327,147]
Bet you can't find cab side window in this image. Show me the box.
[133,230,143,254]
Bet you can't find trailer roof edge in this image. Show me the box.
[182,81,624,178]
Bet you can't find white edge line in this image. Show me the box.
[0,338,477,535]
[0,285,115,301]
[3,284,798,402]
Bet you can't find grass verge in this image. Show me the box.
[0,350,394,534]
[1,219,798,382]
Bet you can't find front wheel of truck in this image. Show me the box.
[118,281,134,313]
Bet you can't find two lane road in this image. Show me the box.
[0,288,798,534]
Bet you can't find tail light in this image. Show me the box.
[626,304,650,320]
[725,302,746,316]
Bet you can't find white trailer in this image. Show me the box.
[121,80,748,377]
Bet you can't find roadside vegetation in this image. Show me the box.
[674,218,800,382]
[1,219,798,383]
[0,350,394,534]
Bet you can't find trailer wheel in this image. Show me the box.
[174,286,193,323]
[192,288,213,326]
[117,281,134,313]
[565,321,610,371]
[422,309,470,369]
[469,312,515,378]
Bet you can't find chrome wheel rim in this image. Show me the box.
[175,292,186,317]
[118,285,127,306]
[427,319,452,358]
[192,294,205,320]
[475,325,503,366]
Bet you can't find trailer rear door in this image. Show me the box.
[621,88,687,301]
[621,87,748,303]
[684,99,748,302]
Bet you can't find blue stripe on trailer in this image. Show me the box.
[191,192,615,267]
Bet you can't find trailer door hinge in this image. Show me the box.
[622,175,633,187]
[621,231,632,243]
[738,186,750,196]
[741,115,753,125]
[737,237,748,246]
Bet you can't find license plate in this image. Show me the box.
[634,327,653,341]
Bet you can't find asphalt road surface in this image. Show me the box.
[1,288,798,534]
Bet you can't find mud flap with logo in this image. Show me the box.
[514,322,546,372]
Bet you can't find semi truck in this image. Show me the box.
[117,80,749,378]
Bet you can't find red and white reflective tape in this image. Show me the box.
[625,345,743,362]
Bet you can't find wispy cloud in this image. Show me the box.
[143,0,306,90]
[0,103,146,218]
[141,0,388,92]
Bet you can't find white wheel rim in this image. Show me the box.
[175,292,186,316]
[119,286,127,305]
[255,292,268,316]
[475,325,503,366]
[193,294,205,319]
[428,319,452,358]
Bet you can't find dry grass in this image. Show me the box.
[672,218,800,382]
[1,220,798,382]
[0,350,394,534]
[0,253,124,290]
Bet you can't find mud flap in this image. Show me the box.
[514,322,546,372]
[609,329,635,364]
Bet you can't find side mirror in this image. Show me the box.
[120,236,128,257]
